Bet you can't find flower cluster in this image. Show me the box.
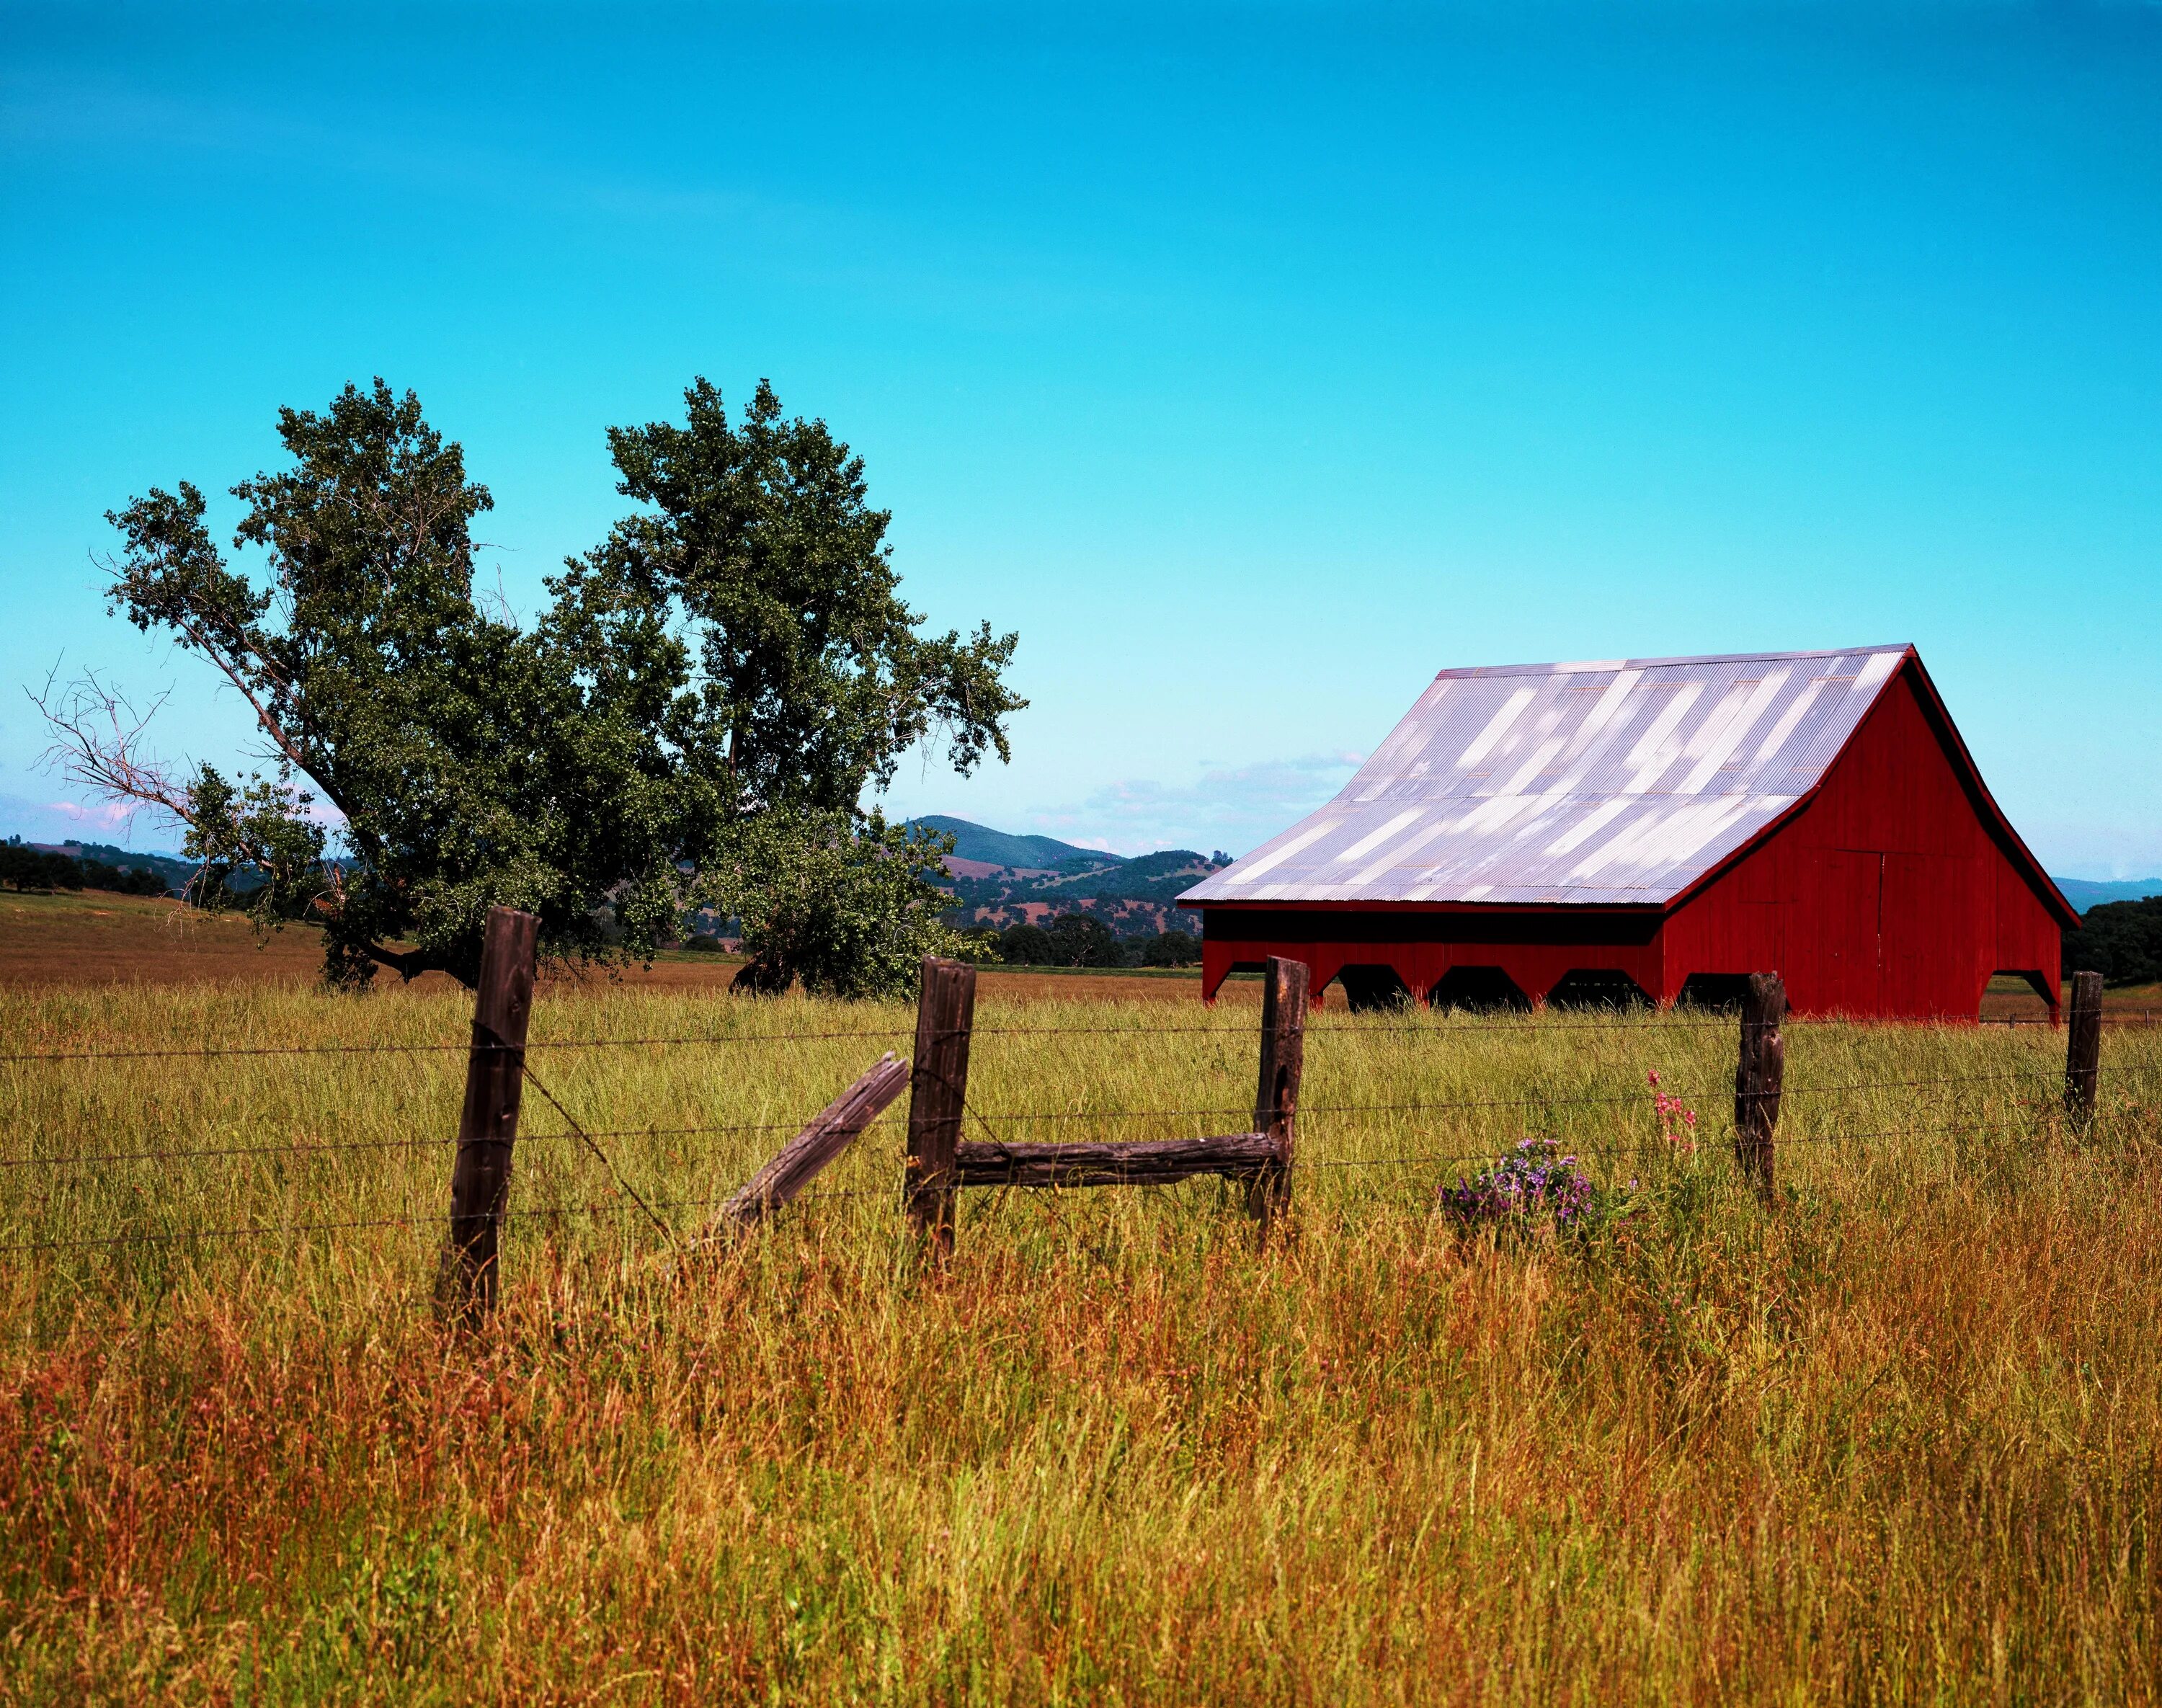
[1647,1069,1697,1152]
[1438,1138,1597,1229]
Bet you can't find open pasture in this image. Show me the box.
[1,975,2160,1702]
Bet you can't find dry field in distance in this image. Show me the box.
[1,889,2159,1702]
[0,891,1230,1006]
[4,889,2154,1018]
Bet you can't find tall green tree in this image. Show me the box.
[40,378,1023,994]
[557,377,1023,992]
[561,376,1020,814]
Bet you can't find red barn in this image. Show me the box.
[1178,645,2073,1020]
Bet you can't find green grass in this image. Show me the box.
[1,983,2158,1702]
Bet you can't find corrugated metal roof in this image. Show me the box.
[1180,645,1913,908]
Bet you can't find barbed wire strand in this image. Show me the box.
[0,1108,910,1173]
[514,1059,675,1243]
[0,1183,894,1258]
[4,1001,2130,1065]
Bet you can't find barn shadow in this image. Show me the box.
[1428,965,1533,1014]
[1333,963,1414,1013]
[1544,969,1652,1012]
[1676,972,1755,1012]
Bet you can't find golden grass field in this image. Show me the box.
[2,889,2161,1702]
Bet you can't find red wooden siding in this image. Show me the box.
[1193,659,2067,1021]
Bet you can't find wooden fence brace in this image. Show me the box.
[2065,970,2103,1126]
[905,956,977,1255]
[715,1053,909,1232]
[441,906,540,1320]
[1732,971,1784,1207]
[953,1131,1278,1189]
[1247,955,1309,1237]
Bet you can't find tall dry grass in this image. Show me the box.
[1,981,2158,1703]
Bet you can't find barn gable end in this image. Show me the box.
[1664,655,2068,1018]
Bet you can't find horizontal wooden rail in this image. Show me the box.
[953,1131,1277,1189]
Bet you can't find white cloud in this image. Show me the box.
[0,791,179,849]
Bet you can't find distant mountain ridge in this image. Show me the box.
[903,817,1229,938]
[905,816,1124,870]
[2056,876,2162,910]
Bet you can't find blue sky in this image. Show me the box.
[3,1,2157,872]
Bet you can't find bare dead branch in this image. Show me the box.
[30,666,193,827]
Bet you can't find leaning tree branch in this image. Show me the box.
[159,606,357,821]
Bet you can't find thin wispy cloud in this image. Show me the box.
[0,791,172,848]
[1020,751,1364,857]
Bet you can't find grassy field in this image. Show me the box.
[1,951,2159,1704]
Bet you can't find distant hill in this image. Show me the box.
[904,819,1232,938]
[2056,877,2162,912]
[907,816,1123,871]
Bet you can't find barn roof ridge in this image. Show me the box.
[1433,642,1915,680]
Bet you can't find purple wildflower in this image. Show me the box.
[1439,1137,1600,1229]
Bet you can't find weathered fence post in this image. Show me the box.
[1732,971,1784,1206]
[2065,970,2103,1126]
[905,956,977,1257]
[1247,955,1308,1239]
[441,906,540,1320]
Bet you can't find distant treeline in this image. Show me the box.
[1,837,171,897]
[2063,897,2162,989]
[0,836,280,909]
[971,916,1201,970]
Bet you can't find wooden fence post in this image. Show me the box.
[441,906,540,1320]
[905,956,977,1257]
[2065,970,2103,1126]
[1247,955,1308,1239]
[1732,971,1784,1206]
[716,1053,909,1232]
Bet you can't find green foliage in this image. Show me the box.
[998,922,1053,964]
[995,921,1201,969]
[179,768,324,922]
[1044,913,1122,968]
[0,840,84,894]
[97,381,633,987]
[568,377,1023,815]
[65,378,1022,994]
[953,925,1005,965]
[697,811,967,1000]
[1141,928,1201,968]
[2064,898,2162,987]
[74,860,168,899]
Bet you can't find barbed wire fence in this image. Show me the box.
[0,909,2145,1297]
